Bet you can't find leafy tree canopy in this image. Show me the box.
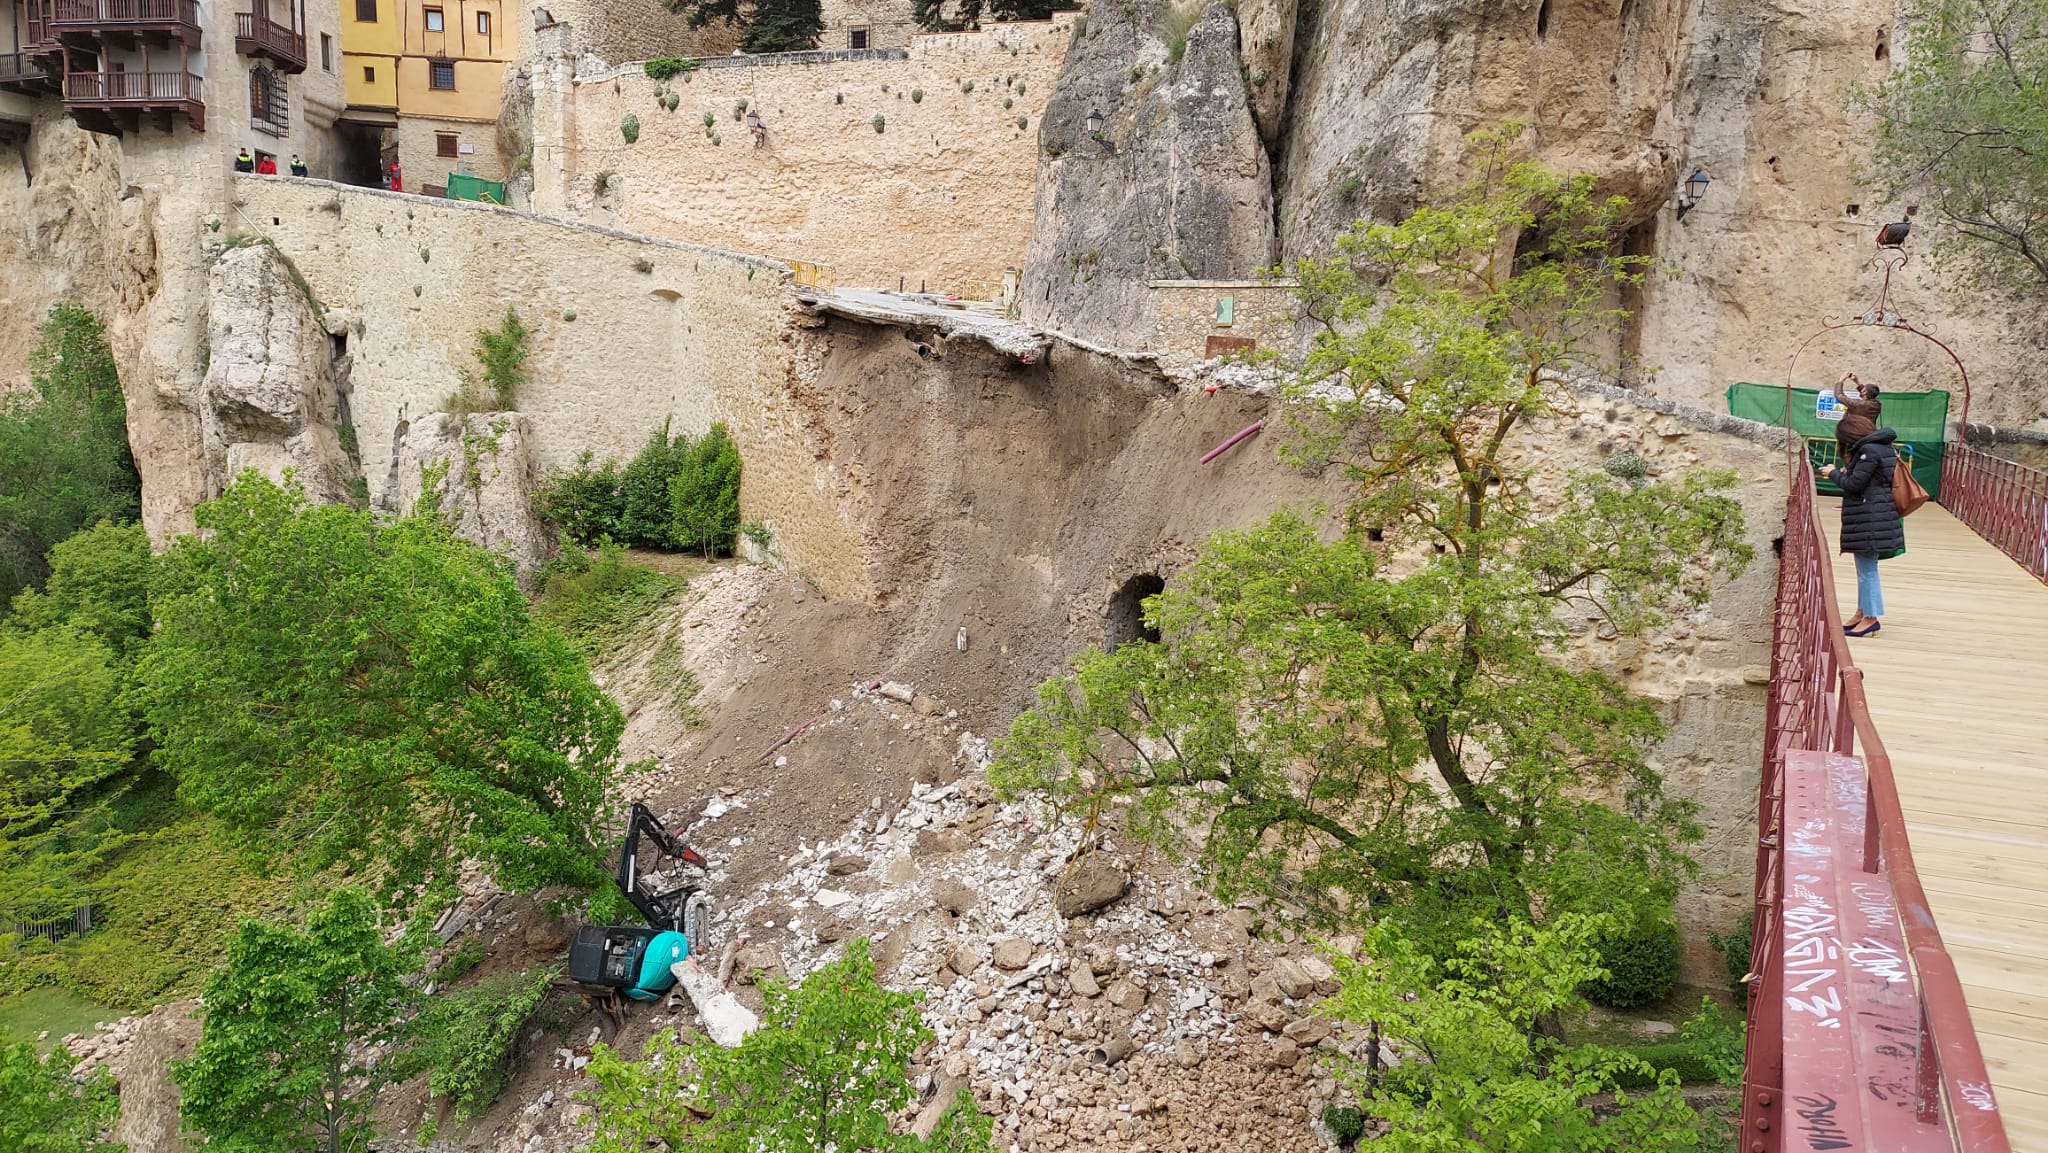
[0,626,137,921]
[138,474,620,907]
[0,1038,124,1153]
[912,0,1054,32]
[588,940,992,1153]
[1319,916,1702,1153]
[175,888,419,1153]
[1868,0,2048,287]
[991,135,1751,953]
[664,0,821,52]
[0,304,140,607]
[7,520,154,656]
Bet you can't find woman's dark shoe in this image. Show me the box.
[1846,620,1882,638]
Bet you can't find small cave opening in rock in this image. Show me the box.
[1106,572,1165,649]
[1536,0,1551,38]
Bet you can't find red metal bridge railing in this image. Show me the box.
[1942,443,2048,585]
[1743,452,2011,1153]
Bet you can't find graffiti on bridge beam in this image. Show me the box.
[1784,881,1845,1029]
[1793,1093,1854,1152]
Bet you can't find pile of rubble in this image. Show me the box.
[641,678,1370,1152]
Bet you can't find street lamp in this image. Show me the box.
[1877,219,1911,248]
[1084,107,1103,139]
[1676,167,1709,219]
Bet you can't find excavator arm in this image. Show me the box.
[615,802,707,931]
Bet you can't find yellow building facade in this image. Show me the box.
[337,0,514,189]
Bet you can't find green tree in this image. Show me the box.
[0,626,137,922]
[389,966,560,1123]
[1318,916,1702,1153]
[1868,0,2048,286]
[0,1038,123,1153]
[7,520,154,656]
[617,420,690,546]
[588,940,989,1153]
[668,421,742,557]
[990,138,1751,954]
[0,304,140,606]
[911,0,1052,31]
[138,474,619,906]
[175,889,419,1153]
[663,0,820,52]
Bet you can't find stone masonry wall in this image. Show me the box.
[529,16,1075,295]
[1137,281,1298,373]
[227,174,871,598]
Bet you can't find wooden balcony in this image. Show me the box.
[49,0,203,47]
[235,10,306,73]
[63,68,204,132]
[0,50,61,93]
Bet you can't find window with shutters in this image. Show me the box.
[250,66,288,135]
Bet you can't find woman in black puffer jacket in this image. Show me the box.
[1826,426,1905,637]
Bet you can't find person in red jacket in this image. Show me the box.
[388,161,402,192]
[255,154,277,175]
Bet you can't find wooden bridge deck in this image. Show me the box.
[1822,499,2048,1151]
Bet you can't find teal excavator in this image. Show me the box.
[568,803,711,1008]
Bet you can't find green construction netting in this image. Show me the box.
[1725,382,1949,499]
[445,173,507,205]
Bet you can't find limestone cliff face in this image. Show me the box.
[197,244,361,506]
[1023,0,2040,425]
[1277,0,1683,256]
[1019,1,1275,344]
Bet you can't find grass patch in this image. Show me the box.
[0,812,299,1011]
[535,542,686,660]
[1161,0,1202,63]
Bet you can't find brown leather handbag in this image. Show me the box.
[1894,458,1930,517]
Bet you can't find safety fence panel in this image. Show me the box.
[1942,444,2048,585]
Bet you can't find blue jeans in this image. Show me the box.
[1854,552,1884,618]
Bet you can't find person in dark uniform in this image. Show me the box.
[234,148,254,172]
[289,154,308,177]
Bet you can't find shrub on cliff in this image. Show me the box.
[533,421,742,556]
[140,474,620,906]
[0,303,140,607]
[1319,916,1701,1152]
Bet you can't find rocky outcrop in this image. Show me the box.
[196,243,361,505]
[105,1002,202,1153]
[389,411,552,586]
[1018,0,1274,345]
[1235,0,1297,152]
